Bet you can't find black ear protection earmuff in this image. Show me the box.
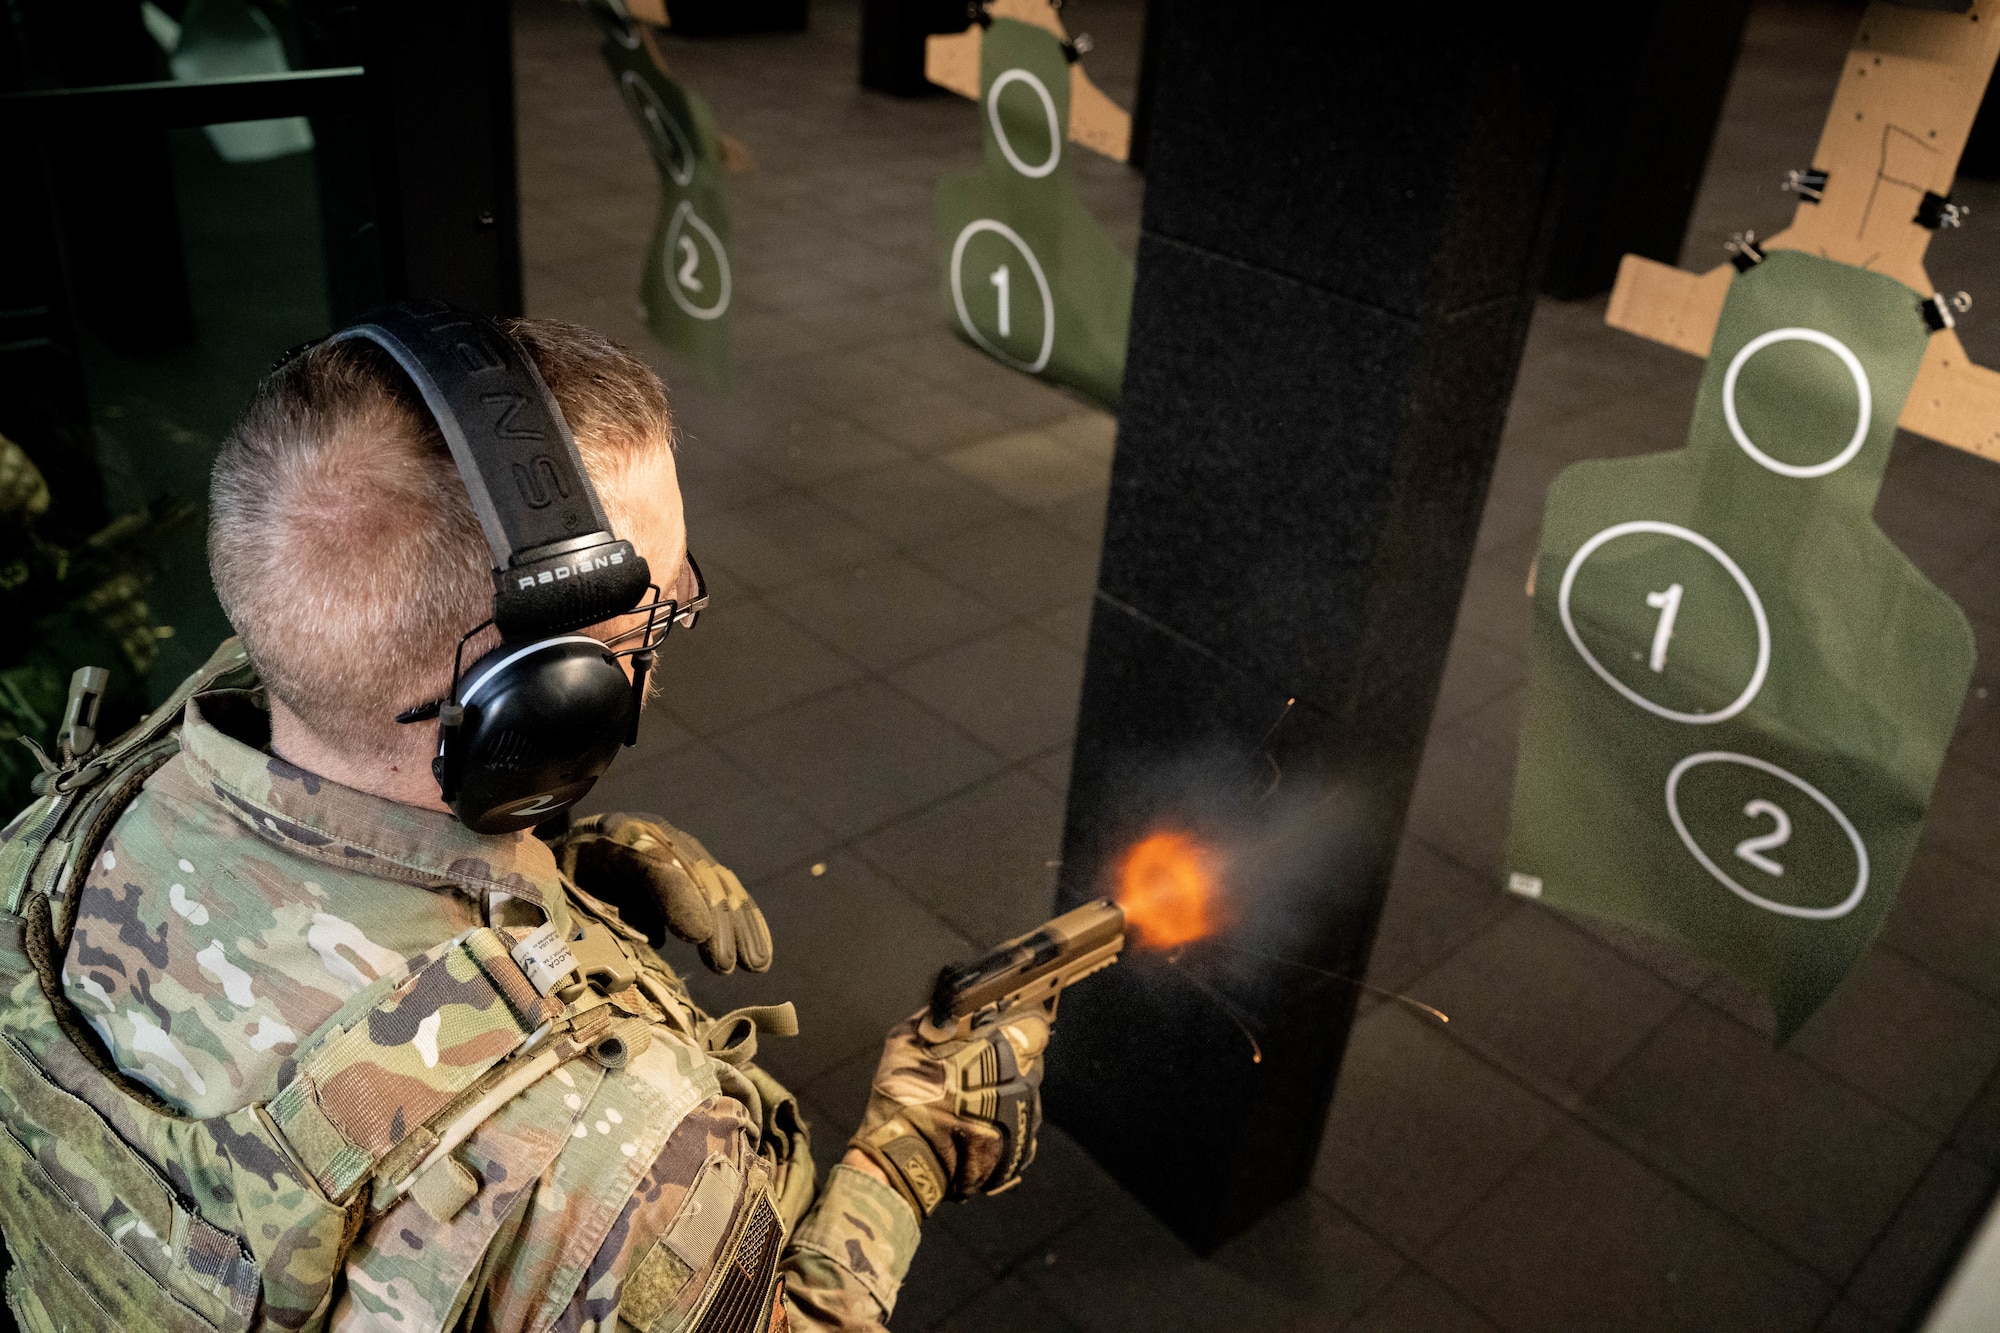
[313,300,702,835]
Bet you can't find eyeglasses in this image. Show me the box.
[396,552,708,726]
[602,551,708,657]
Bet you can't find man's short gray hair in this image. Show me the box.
[210,317,674,763]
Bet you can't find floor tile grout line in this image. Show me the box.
[1327,1257,1422,1333]
[660,561,1074,833]
[731,732,1073,907]
[823,739,1078,896]
[983,1202,1119,1321]
[1358,889,1934,1298]
[1441,986,1928,1294]
[688,588,1048,772]
[1815,1154,1996,1328]
[1396,888,1976,1209]
[1397,819,2000,1148]
[1391,998,1846,1312]
[689,447,1104,590]
[1383,849,2000,1200]
[1310,1106,1570,1333]
[1676,977,1979,1150]
[753,550,1091,678]
[678,450,1101,762]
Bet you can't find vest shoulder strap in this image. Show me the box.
[0,638,255,919]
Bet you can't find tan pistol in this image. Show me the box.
[918,899,1127,1043]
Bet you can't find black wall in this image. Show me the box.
[858,0,974,97]
[1540,0,1752,298]
[360,0,524,316]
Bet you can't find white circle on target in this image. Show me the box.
[1558,520,1770,725]
[1722,327,1872,478]
[950,219,1055,373]
[986,68,1062,178]
[1666,751,1869,919]
[620,71,696,187]
[664,201,730,321]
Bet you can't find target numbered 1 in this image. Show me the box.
[949,219,1055,373]
[1558,520,1770,725]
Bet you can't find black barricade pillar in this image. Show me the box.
[859,0,965,97]
[361,0,524,315]
[1047,7,1574,1251]
[1540,0,1751,299]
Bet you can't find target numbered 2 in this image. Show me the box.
[1665,751,1869,920]
[664,201,730,321]
[950,219,1054,373]
[1558,520,1770,725]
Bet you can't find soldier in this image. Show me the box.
[13,315,1052,1331]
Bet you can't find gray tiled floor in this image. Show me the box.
[517,1,2000,1328]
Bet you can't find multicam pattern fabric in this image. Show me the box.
[34,670,917,1331]
[61,691,497,1118]
[787,1166,921,1324]
[265,924,561,1203]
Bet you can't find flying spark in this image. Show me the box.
[1206,941,1450,1024]
[1166,948,1263,1064]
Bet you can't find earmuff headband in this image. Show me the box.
[326,301,651,639]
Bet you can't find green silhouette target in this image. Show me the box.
[1505,251,1976,1039]
[594,5,733,385]
[935,19,1134,409]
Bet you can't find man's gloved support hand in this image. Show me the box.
[848,1006,1050,1218]
[553,812,773,974]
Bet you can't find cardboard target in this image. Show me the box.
[933,18,1134,409]
[1506,251,1975,1039]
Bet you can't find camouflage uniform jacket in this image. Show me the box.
[56,681,919,1331]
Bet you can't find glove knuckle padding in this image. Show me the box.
[851,1008,1046,1216]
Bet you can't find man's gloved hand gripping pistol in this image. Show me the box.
[850,900,1125,1218]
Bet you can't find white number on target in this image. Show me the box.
[1645,582,1683,673]
[990,264,1011,338]
[678,236,703,291]
[1734,799,1791,877]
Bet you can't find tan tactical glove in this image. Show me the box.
[0,434,49,519]
[848,1006,1050,1218]
[553,812,773,974]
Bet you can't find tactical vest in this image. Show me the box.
[0,641,814,1332]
